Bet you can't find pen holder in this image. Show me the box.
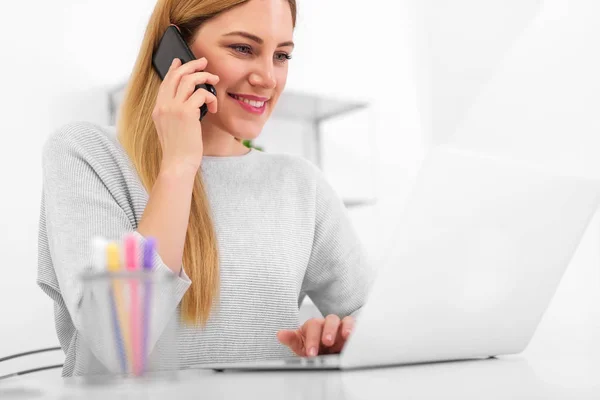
[78,270,180,379]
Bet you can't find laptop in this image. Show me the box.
[190,145,600,371]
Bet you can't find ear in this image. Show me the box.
[169,23,182,34]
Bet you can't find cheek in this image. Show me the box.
[210,60,247,91]
[272,68,289,100]
[276,67,288,86]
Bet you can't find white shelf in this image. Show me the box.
[343,198,378,208]
[108,84,368,125]
[271,90,368,122]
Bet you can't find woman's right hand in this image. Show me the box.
[152,57,219,173]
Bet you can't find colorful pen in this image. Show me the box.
[142,237,156,373]
[107,241,132,374]
[124,234,142,376]
[93,237,127,374]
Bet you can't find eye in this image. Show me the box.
[230,44,252,55]
[275,52,292,63]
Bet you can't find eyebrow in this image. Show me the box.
[222,31,294,48]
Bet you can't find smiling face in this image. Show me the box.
[189,0,294,141]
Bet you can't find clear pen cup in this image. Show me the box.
[77,270,180,380]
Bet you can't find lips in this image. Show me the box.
[228,93,268,107]
[228,93,269,115]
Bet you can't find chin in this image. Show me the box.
[223,118,266,141]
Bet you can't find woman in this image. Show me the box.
[38,0,372,376]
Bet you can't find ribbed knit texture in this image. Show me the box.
[37,121,373,377]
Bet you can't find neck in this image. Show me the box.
[201,121,249,157]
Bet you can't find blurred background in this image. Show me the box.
[1,0,599,381]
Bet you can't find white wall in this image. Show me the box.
[1,0,598,376]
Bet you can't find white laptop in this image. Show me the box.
[190,145,600,371]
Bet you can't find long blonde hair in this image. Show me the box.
[117,0,297,325]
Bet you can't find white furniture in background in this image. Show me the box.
[257,90,378,209]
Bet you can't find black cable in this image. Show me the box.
[0,346,62,363]
[0,347,63,381]
[0,364,63,381]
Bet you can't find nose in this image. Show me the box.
[248,59,277,90]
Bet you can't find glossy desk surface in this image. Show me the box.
[2,323,599,400]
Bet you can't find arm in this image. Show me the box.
[301,166,374,319]
[137,162,198,272]
[277,165,374,356]
[40,131,191,372]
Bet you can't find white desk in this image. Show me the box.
[2,336,599,400]
[2,309,599,399]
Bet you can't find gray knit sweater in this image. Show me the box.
[37,121,372,376]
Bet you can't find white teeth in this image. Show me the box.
[233,95,265,108]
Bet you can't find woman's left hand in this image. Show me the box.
[277,315,355,357]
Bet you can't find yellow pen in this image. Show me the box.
[107,242,132,374]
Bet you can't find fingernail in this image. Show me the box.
[308,347,317,357]
[325,334,332,343]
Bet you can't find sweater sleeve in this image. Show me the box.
[301,165,374,319]
[39,128,191,373]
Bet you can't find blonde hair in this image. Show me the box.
[117,0,297,325]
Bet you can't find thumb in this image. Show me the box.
[277,330,305,356]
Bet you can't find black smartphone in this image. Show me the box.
[152,25,217,121]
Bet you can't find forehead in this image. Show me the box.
[200,0,294,41]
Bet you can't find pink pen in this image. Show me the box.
[124,234,142,376]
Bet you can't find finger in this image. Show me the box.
[302,318,324,357]
[330,321,352,352]
[163,57,209,98]
[277,330,305,356]
[156,58,182,101]
[321,314,341,348]
[186,89,218,114]
[327,322,348,354]
[175,72,220,102]
[340,316,355,340]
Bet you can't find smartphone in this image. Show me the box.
[152,25,217,121]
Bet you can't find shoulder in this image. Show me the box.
[265,152,337,194]
[41,121,139,193]
[253,151,342,205]
[254,151,325,186]
[42,121,125,166]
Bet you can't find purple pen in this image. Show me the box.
[142,237,156,373]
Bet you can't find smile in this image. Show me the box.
[228,93,269,115]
